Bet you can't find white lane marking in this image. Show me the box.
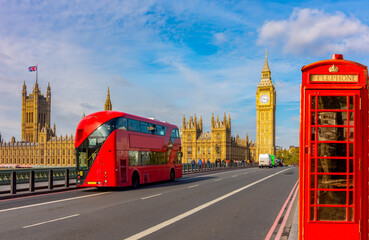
[23,214,80,229]
[214,179,222,182]
[232,175,238,177]
[0,192,109,213]
[187,184,199,189]
[141,194,162,200]
[124,168,290,240]
[184,168,252,179]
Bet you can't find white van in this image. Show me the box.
[259,154,272,168]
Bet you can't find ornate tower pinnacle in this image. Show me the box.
[104,86,112,111]
[22,80,27,96]
[47,82,51,99]
[182,114,186,129]
[211,113,214,128]
[33,78,40,94]
[259,49,272,85]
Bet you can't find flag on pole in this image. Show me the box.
[28,66,37,72]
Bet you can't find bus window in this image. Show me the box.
[116,118,127,130]
[141,151,151,165]
[149,152,158,165]
[140,122,149,134]
[171,128,180,143]
[129,151,140,166]
[157,151,167,164]
[128,119,140,132]
[148,124,156,134]
[156,125,167,136]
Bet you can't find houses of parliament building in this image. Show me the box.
[0,51,276,166]
[181,113,257,163]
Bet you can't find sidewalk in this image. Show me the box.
[288,196,299,240]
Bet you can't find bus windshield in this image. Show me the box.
[76,118,124,171]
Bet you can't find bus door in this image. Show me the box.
[117,150,128,184]
[304,90,361,239]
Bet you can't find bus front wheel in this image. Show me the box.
[170,169,175,182]
[132,172,140,188]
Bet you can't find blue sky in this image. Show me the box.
[1,0,369,148]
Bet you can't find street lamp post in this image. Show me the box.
[215,144,219,167]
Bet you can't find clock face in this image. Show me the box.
[260,94,269,104]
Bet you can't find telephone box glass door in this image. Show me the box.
[307,91,359,228]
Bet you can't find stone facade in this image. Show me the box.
[181,113,256,164]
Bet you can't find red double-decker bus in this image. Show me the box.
[75,111,182,188]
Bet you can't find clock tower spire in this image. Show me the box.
[256,50,276,161]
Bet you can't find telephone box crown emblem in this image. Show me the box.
[329,64,339,73]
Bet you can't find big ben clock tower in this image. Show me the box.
[256,50,276,161]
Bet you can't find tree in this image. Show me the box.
[276,147,299,165]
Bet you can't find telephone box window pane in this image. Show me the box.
[349,159,353,173]
[349,96,354,110]
[317,159,347,173]
[311,128,316,141]
[349,112,354,125]
[318,143,347,157]
[349,143,353,157]
[317,191,346,205]
[318,127,346,141]
[349,207,354,221]
[349,191,353,205]
[310,207,315,221]
[311,112,316,125]
[349,128,354,141]
[349,175,353,189]
[311,96,316,109]
[310,191,315,204]
[317,175,347,189]
[318,112,347,125]
[318,96,347,110]
[311,159,315,173]
[311,175,315,188]
[317,207,346,221]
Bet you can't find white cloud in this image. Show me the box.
[258,8,369,56]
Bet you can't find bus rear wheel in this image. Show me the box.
[170,169,175,182]
[132,172,140,188]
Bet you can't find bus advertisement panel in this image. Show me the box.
[75,111,182,188]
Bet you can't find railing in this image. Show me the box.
[182,161,253,173]
[0,167,77,194]
[0,163,254,195]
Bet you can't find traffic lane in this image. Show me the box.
[0,168,256,235]
[146,167,299,240]
[0,167,282,239]
[0,168,263,239]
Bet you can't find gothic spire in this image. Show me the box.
[33,78,40,94]
[47,82,51,98]
[104,86,112,111]
[262,49,270,73]
[259,49,273,86]
[22,80,27,96]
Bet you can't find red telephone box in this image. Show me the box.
[299,54,369,239]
